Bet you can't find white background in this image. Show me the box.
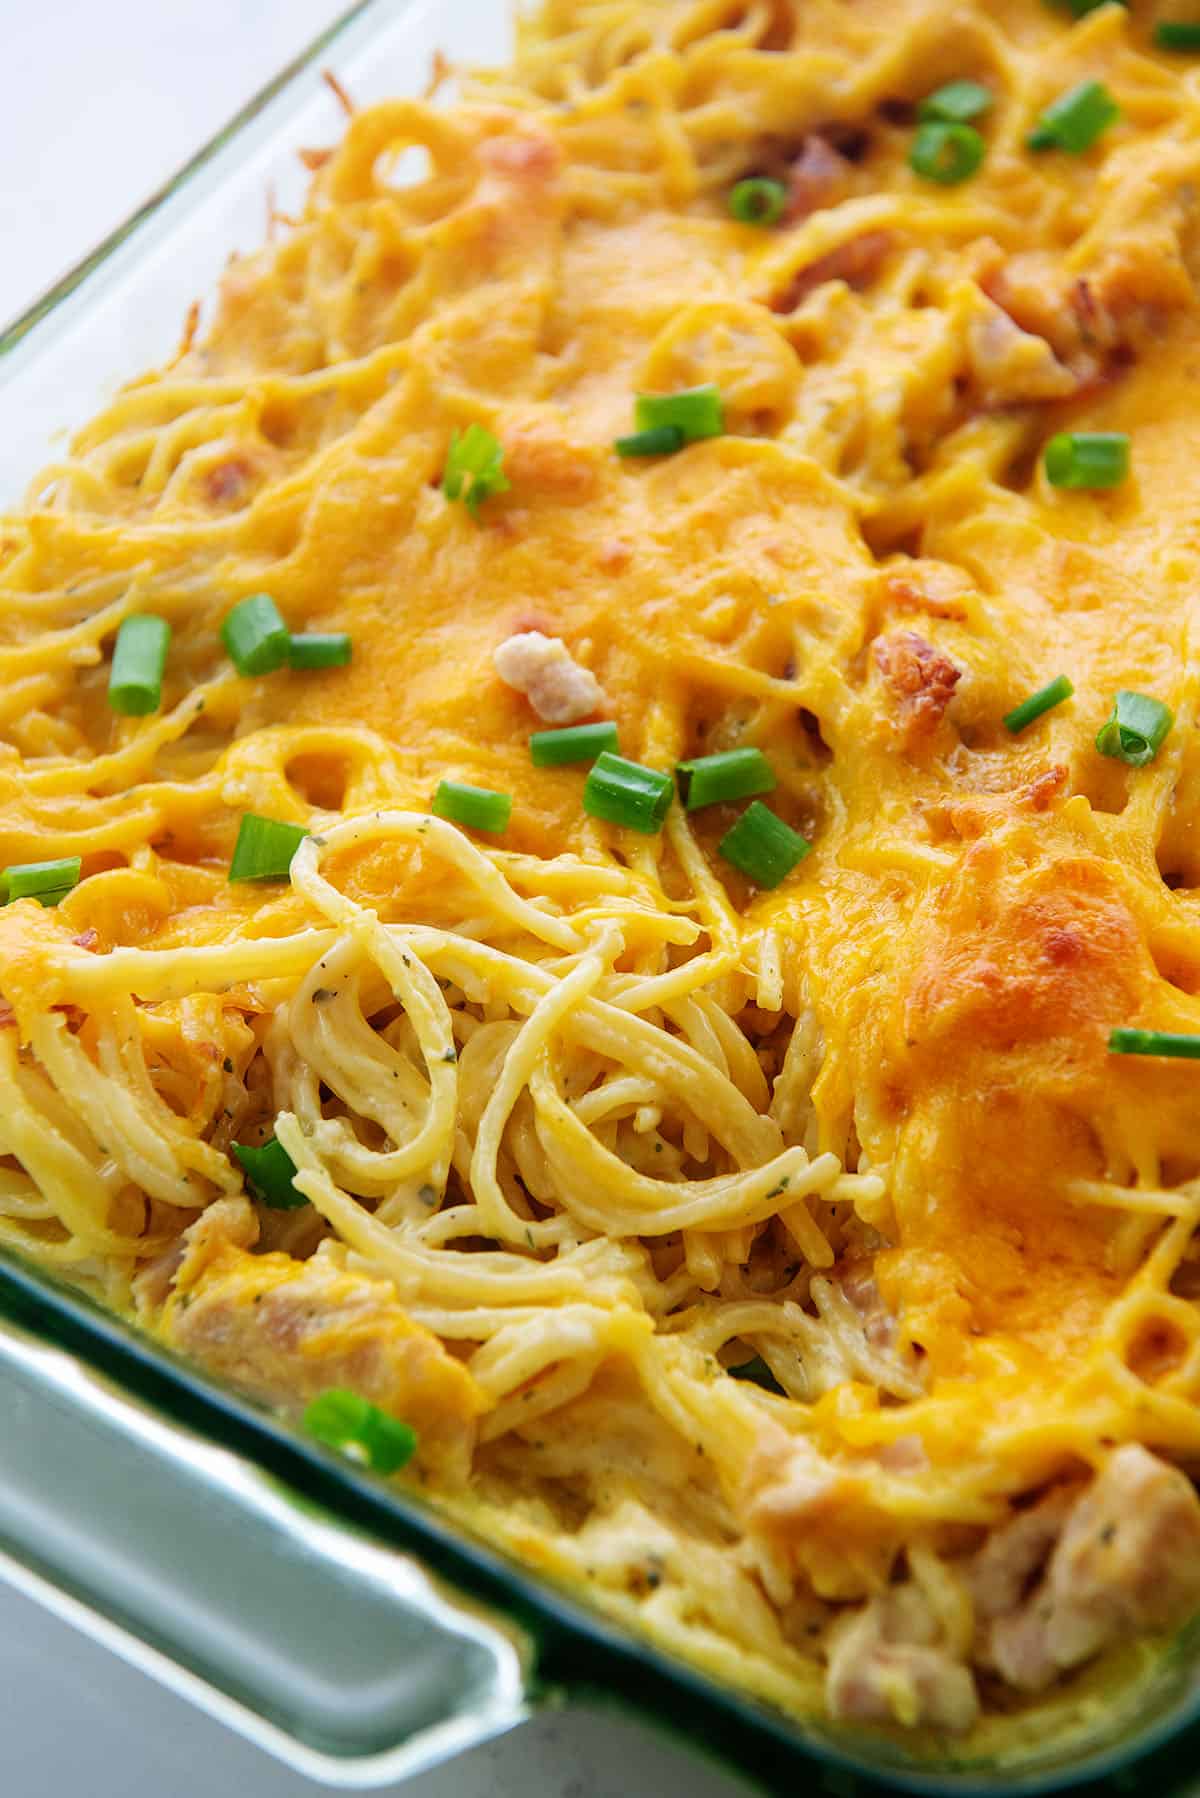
[0,2,753,1794]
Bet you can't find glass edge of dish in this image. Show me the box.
[0,0,385,360]
[3,1241,1200,1798]
[2,0,1200,1789]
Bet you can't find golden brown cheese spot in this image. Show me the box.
[860,850,1155,1369]
[904,851,1141,1058]
[500,421,598,505]
[157,1200,484,1478]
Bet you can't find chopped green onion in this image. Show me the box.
[530,721,618,766]
[304,1388,417,1474]
[432,780,512,833]
[919,80,993,123]
[221,593,290,677]
[908,121,985,184]
[1095,691,1174,767]
[287,632,352,670]
[442,424,509,518]
[108,614,170,716]
[1028,80,1120,152]
[233,1136,306,1209]
[583,751,674,833]
[1109,1027,1200,1058]
[614,425,685,458]
[1044,431,1129,490]
[228,814,308,882]
[1,856,82,907]
[719,801,810,888]
[1156,21,1200,48]
[1003,674,1075,735]
[677,747,776,810]
[633,385,724,444]
[728,1355,786,1394]
[728,176,789,225]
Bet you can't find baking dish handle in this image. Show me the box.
[0,1287,537,1789]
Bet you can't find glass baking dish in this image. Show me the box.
[4,1,1200,1790]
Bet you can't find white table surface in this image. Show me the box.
[0,4,755,1794]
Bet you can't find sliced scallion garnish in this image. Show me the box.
[1095,691,1173,767]
[728,176,789,225]
[221,593,290,677]
[1028,79,1119,153]
[1,856,82,906]
[233,1136,307,1209]
[287,632,352,670]
[1044,431,1129,490]
[1156,21,1200,48]
[108,614,170,716]
[633,385,724,444]
[304,1388,417,1473]
[583,752,674,833]
[677,747,776,810]
[1003,674,1074,735]
[718,801,810,888]
[1109,1028,1200,1059]
[614,424,685,458]
[228,814,308,882]
[919,80,993,123]
[442,424,509,518]
[530,722,618,767]
[909,121,985,183]
[432,780,513,833]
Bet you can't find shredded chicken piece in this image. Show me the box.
[746,1431,850,1530]
[872,1435,929,1474]
[970,1485,1079,1624]
[964,297,1078,407]
[153,1199,484,1477]
[836,1259,896,1351]
[787,135,850,220]
[492,629,606,723]
[983,1448,1200,1691]
[874,630,961,747]
[826,1583,979,1733]
[769,230,892,312]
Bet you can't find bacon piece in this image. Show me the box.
[884,569,971,622]
[1021,765,1069,812]
[768,230,892,313]
[874,631,961,747]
